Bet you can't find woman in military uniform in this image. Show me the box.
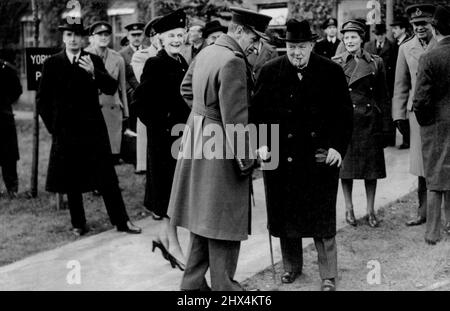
[333,20,390,227]
[85,22,129,162]
[133,9,190,270]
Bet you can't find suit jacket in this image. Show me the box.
[246,40,278,80]
[364,38,397,96]
[314,37,341,59]
[251,53,353,238]
[413,37,450,190]
[36,50,118,193]
[0,59,22,163]
[168,34,253,241]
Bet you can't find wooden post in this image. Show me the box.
[30,0,40,198]
[386,0,394,40]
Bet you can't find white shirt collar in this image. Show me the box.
[66,50,81,63]
[130,44,141,52]
[327,36,336,44]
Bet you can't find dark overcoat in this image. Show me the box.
[251,53,353,238]
[37,51,118,193]
[364,38,397,95]
[413,37,450,191]
[133,49,190,216]
[313,37,341,59]
[333,50,389,180]
[168,34,253,241]
[246,40,278,80]
[0,60,22,164]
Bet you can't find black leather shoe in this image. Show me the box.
[346,210,357,227]
[321,279,336,291]
[368,213,379,228]
[117,221,142,234]
[72,225,89,236]
[281,271,300,284]
[406,216,426,226]
[7,190,18,199]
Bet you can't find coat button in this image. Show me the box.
[367,104,371,107]
[111,107,114,110]
[290,94,294,98]
[349,88,352,91]
[353,104,356,108]
[311,132,317,138]
[370,87,373,91]
[287,157,293,162]
[288,133,293,139]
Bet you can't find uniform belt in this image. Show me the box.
[191,104,221,122]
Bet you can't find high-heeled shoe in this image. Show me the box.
[167,253,186,271]
[345,210,357,226]
[152,240,169,260]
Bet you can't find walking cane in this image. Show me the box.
[255,154,277,283]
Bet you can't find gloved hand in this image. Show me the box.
[394,119,409,136]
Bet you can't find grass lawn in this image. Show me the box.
[0,119,148,267]
[242,192,450,291]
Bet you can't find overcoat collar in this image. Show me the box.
[156,48,188,68]
[214,34,246,57]
[341,49,376,86]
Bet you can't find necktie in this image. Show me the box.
[72,56,78,66]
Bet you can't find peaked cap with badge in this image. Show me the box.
[58,19,87,35]
[340,19,366,36]
[89,21,112,35]
[125,22,145,34]
[322,17,338,29]
[406,4,436,23]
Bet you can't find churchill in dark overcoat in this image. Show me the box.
[0,59,22,197]
[37,21,141,235]
[252,19,353,291]
[412,5,450,244]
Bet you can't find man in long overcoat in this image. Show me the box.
[392,4,437,226]
[0,58,22,198]
[167,8,270,291]
[413,5,450,244]
[364,23,398,146]
[251,19,353,291]
[37,21,141,236]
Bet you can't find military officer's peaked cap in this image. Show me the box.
[58,19,87,35]
[144,16,163,37]
[125,22,145,33]
[406,4,436,23]
[89,21,112,35]
[229,7,272,40]
[152,9,186,34]
[322,17,338,29]
[340,19,366,35]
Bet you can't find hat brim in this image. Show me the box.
[58,26,87,35]
[129,30,144,35]
[251,28,270,41]
[410,17,432,23]
[281,33,320,43]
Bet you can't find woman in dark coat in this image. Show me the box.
[133,9,190,269]
[332,20,390,227]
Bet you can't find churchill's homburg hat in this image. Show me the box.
[282,19,319,43]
